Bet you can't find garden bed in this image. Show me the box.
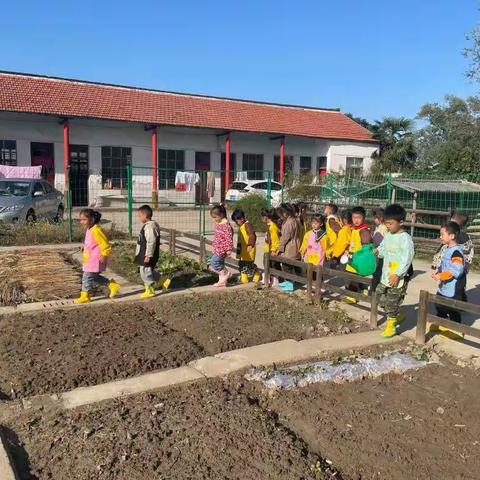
[0,290,364,399]
[2,353,479,480]
[0,250,82,306]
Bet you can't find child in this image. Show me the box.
[275,203,302,292]
[300,214,327,266]
[344,206,373,303]
[74,209,120,304]
[431,222,466,340]
[231,208,261,284]
[210,204,234,287]
[371,208,388,292]
[134,204,166,299]
[376,204,414,338]
[261,208,281,286]
[324,203,342,258]
[331,209,352,268]
[432,212,474,280]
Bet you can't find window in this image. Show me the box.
[229,182,247,191]
[101,146,132,189]
[33,182,45,195]
[300,156,312,176]
[316,156,327,171]
[346,157,364,175]
[0,140,17,166]
[158,149,185,189]
[273,155,294,182]
[251,181,282,191]
[42,182,54,194]
[242,154,264,180]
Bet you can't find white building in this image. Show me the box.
[0,71,378,206]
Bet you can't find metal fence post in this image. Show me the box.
[126,164,133,238]
[386,174,393,206]
[67,189,73,243]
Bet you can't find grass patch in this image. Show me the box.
[109,241,217,287]
[0,221,128,247]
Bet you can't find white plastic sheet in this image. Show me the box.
[245,353,426,390]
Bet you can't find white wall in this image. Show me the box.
[0,112,378,204]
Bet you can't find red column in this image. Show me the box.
[63,120,70,194]
[225,134,231,193]
[279,136,285,183]
[151,127,158,207]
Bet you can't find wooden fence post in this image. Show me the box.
[306,263,313,297]
[370,291,378,328]
[170,229,176,255]
[199,236,206,263]
[263,252,271,287]
[416,290,429,345]
[315,265,323,301]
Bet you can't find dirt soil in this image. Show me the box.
[258,360,480,480]
[0,290,364,399]
[2,378,333,480]
[0,250,81,306]
[149,289,366,354]
[0,304,204,400]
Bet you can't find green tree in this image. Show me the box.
[370,117,417,172]
[416,95,480,174]
[464,24,480,83]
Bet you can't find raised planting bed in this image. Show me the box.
[1,378,334,480]
[0,250,82,306]
[108,242,216,288]
[253,353,480,480]
[0,290,366,399]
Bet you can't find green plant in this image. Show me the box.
[230,194,269,232]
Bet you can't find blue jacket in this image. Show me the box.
[437,245,466,299]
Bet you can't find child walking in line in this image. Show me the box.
[275,203,302,292]
[431,222,467,340]
[324,203,342,258]
[376,204,414,338]
[210,204,234,287]
[232,208,261,284]
[74,209,120,304]
[432,212,474,285]
[261,208,281,286]
[371,208,388,293]
[300,214,327,266]
[344,206,373,303]
[134,205,167,299]
[331,209,352,268]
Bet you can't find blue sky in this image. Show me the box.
[0,0,478,121]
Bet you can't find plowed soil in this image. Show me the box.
[2,379,332,480]
[0,290,364,399]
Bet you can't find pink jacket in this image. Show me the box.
[82,224,111,273]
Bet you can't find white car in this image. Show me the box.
[225,180,283,206]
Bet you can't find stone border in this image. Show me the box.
[20,331,403,411]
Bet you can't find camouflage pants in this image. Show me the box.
[376,281,409,317]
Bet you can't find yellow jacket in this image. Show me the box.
[237,221,256,262]
[332,225,352,259]
[264,222,280,253]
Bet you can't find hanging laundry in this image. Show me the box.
[235,171,248,182]
[206,171,215,199]
[175,171,199,192]
[0,165,42,179]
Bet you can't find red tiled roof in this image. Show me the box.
[0,72,376,143]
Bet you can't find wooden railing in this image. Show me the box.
[264,253,378,328]
[416,290,480,344]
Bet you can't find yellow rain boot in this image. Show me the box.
[156,276,171,292]
[380,317,397,338]
[107,280,121,298]
[343,296,358,305]
[140,285,156,299]
[438,326,464,341]
[253,272,262,284]
[73,291,91,305]
[240,273,250,284]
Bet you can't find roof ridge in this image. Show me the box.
[0,70,341,113]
